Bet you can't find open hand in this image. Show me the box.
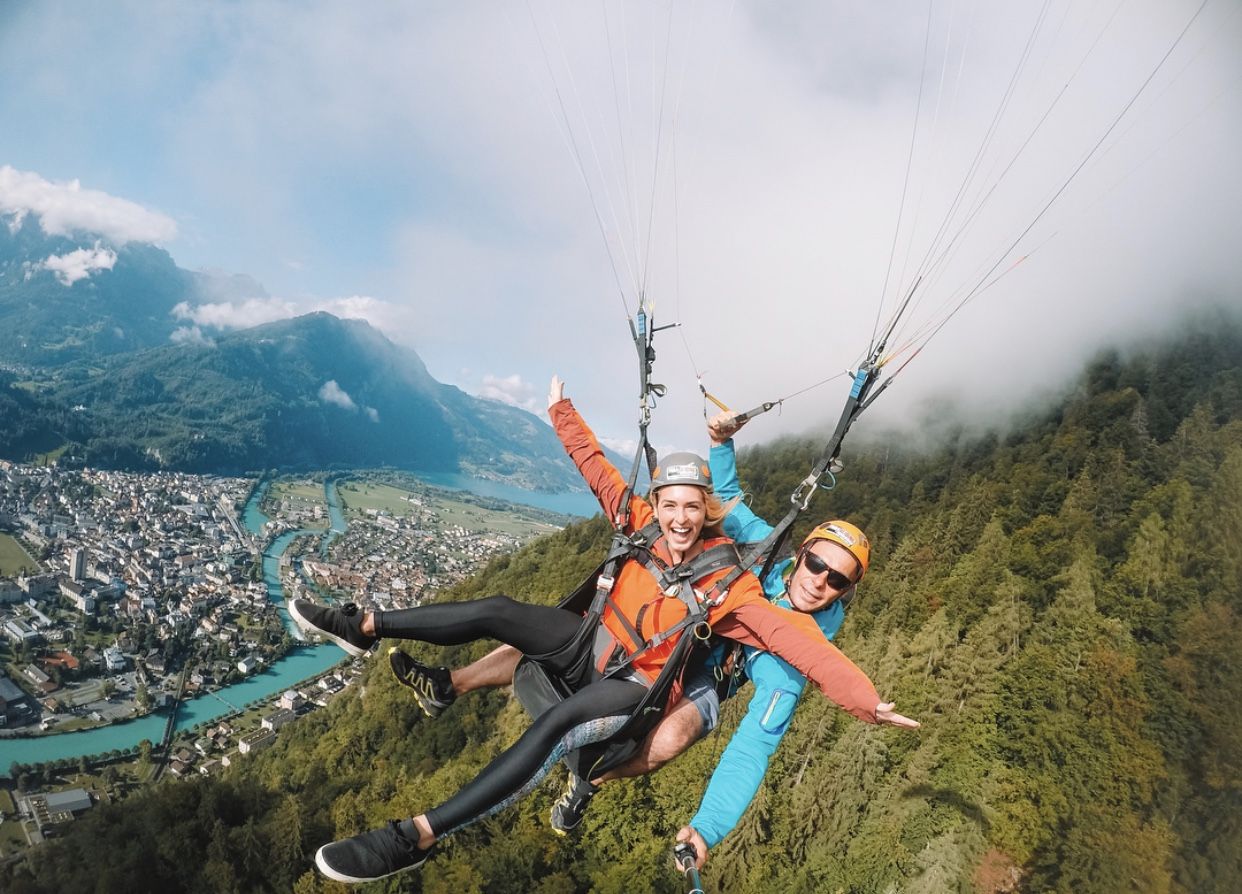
[875,702,920,729]
[548,375,565,410]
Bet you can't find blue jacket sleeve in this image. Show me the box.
[710,440,773,545]
[688,651,808,848]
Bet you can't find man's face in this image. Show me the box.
[786,539,860,613]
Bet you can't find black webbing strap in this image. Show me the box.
[702,362,883,604]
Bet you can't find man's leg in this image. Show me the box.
[451,645,522,695]
[550,678,717,833]
[595,695,706,782]
[390,644,523,717]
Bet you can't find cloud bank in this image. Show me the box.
[2,2,1236,451]
[172,297,299,331]
[0,166,177,245]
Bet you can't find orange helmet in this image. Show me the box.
[800,520,870,581]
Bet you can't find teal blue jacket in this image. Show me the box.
[687,439,844,849]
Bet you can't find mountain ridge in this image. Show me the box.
[0,215,585,490]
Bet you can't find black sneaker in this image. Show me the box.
[389,648,456,718]
[550,771,599,834]
[288,599,376,658]
[314,820,433,883]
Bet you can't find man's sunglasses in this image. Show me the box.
[799,550,854,591]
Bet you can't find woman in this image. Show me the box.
[291,376,917,884]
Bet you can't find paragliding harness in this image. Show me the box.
[513,520,744,778]
[513,307,748,779]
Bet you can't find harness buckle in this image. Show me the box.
[597,575,616,594]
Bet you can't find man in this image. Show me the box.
[387,410,883,866]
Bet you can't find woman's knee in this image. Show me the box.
[469,594,523,624]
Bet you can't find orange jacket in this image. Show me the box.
[551,399,882,723]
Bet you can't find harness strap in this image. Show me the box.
[657,543,742,596]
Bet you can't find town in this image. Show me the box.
[0,460,569,855]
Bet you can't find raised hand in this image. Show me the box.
[707,411,745,445]
[547,375,565,410]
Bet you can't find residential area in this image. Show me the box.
[0,461,571,859]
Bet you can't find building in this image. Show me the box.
[24,788,94,831]
[260,707,296,731]
[59,578,95,614]
[3,617,40,645]
[19,574,57,599]
[238,728,276,754]
[103,645,127,673]
[0,673,31,725]
[0,578,22,604]
[69,547,85,581]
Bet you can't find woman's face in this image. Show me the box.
[654,484,708,555]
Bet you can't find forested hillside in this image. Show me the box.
[4,311,1239,893]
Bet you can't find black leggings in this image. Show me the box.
[374,596,646,837]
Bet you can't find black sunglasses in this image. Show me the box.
[799,550,854,591]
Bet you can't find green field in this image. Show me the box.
[0,533,38,577]
[435,497,559,536]
[340,481,559,537]
[268,480,325,503]
[338,482,417,515]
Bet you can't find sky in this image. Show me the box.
[1,0,1239,459]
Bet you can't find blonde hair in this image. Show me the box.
[647,489,740,541]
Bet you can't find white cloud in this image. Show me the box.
[318,380,357,411]
[364,406,380,422]
[477,373,540,413]
[0,165,177,244]
[170,326,216,347]
[168,293,422,344]
[172,297,299,330]
[599,436,639,458]
[25,244,118,286]
[309,295,412,335]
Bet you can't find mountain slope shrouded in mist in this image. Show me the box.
[4,310,1239,893]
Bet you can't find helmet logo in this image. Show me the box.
[825,523,859,547]
[664,463,705,483]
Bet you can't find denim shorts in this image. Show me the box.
[682,660,721,737]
